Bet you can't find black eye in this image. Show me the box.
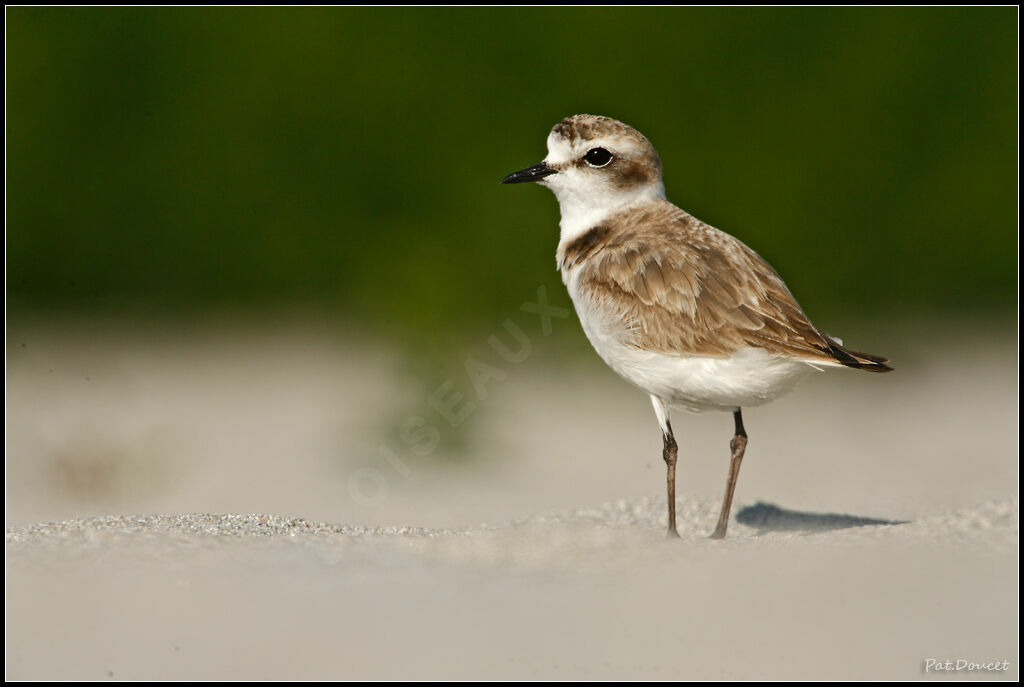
[584,147,613,167]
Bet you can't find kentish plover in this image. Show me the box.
[501,114,892,539]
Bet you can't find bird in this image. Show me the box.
[500,114,892,539]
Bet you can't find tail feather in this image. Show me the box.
[822,336,893,373]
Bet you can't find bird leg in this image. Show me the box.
[662,423,679,538]
[710,409,747,539]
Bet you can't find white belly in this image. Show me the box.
[565,274,818,413]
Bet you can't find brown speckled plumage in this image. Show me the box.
[559,199,891,371]
[551,115,650,147]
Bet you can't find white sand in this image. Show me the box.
[5,319,1019,679]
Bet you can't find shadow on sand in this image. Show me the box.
[736,502,908,534]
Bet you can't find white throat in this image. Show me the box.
[545,177,666,250]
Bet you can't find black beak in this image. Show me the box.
[499,161,557,185]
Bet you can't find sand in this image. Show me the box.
[5,319,1019,680]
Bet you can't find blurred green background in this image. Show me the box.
[6,7,1017,337]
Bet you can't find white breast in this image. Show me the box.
[562,266,817,413]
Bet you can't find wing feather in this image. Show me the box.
[564,200,891,371]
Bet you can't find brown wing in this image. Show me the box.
[564,201,891,371]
